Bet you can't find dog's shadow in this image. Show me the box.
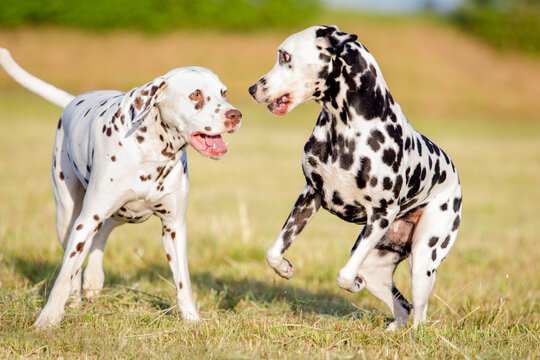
[12,256,378,320]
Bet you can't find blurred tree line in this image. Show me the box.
[0,0,321,32]
[454,0,540,54]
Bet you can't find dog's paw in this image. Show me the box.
[83,288,101,302]
[267,256,295,279]
[181,310,201,322]
[337,272,365,293]
[33,309,64,329]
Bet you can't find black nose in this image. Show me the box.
[248,84,257,97]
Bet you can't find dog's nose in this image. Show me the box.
[248,84,257,97]
[225,109,242,126]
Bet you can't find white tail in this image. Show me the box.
[0,47,75,108]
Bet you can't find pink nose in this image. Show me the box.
[225,109,242,127]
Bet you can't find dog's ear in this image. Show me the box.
[315,25,358,55]
[129,78,168,124]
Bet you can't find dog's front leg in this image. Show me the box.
[266,184,321,279]
[161,217,200,321]
[337,208,398,293]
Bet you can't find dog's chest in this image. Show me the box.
[302,134,369,224]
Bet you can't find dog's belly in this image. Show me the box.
[111,200,155,224]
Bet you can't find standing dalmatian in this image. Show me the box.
[249,26,462,330]
[0,48,241,327]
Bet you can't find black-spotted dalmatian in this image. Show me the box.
[0,48,241,327]
[249,26,462,330]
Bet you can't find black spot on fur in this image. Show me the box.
[332,191,344,206]
[441,235,451,248]
[383,177,393,190]
[431,249,437,261]
[355,157,371,189]
[453,197,462,212]
[367,129,385,151]
[452,216,461,231]
[440,203,448,211]
[428,236,439,247]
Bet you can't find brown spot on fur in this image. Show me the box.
[93,215,99,221]
[76,242,85,252]
[215,108,220,113]
[111,156,116,162]
[120,115,125,125]
[171,232,176,240]
[194,100,204,110]
[166,254,172,262]
[59,172,65,180]
[139,126,147,133]
[179,282,183,289]
[134,97,143,110]
[94,222,103,232]
[70,251,76,258]
[204,126,212,131]
[137,135,144,143]
[76,224,83,231]
[141,89,149,96]
[106,128,112,136]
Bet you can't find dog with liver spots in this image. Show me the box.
[250,26,462,330]
[0,48,241,327]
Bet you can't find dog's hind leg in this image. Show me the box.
[83,218,119,300]
[51,121,85,303]
[408,195,461,328]
[357,246,412,331]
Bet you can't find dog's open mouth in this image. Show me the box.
[267,93,291,116]
[190,133,227,159]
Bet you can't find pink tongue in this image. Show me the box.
[204,134,226,150]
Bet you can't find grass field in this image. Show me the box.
[0,16,539,359]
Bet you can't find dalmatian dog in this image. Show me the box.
[249,26,462,330]
[0,48,241,327]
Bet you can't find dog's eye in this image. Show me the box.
[189,90,203,101]
[279,51,291,65]
[221,89,227,98]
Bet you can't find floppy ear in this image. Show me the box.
[129,77,168,124]
[315,25,358,55]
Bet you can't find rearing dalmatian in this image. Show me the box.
[0,48,241,327]
[249,26,462,330]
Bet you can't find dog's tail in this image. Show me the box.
[0,47,75,108]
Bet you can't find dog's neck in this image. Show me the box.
[128,107,188,165]
[314,51,408,138]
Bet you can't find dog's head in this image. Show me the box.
[131,67,241,159]
[248,25,358,116]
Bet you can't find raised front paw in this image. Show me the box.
[266,253,295,279]
[337,271,365,293]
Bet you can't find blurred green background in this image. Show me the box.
[0,0,539,54]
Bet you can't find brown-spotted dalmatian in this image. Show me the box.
[249,26,462,330]
[0,48,241,327]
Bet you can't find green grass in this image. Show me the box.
[0,92,538,358]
